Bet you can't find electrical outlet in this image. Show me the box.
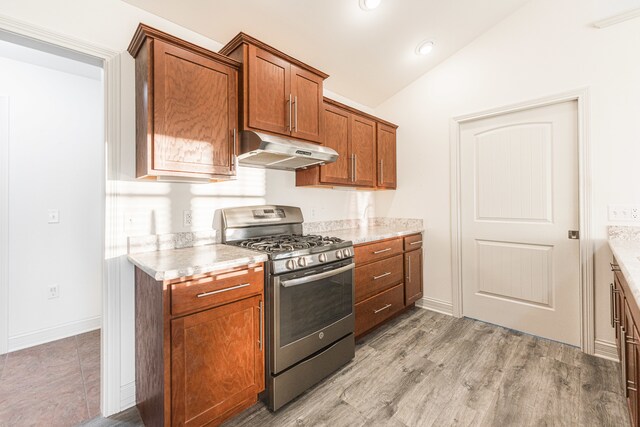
[633,207,640,221]
[48,284,59,299]
[47,209,60,224]
[609,205,640,221]
[183,210,193,227]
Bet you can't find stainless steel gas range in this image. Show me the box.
[220,205,355,410]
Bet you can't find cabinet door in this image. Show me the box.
[247,45,291,136]
[320,103,351,185]
[291,64,323,143]
[171,295,264,427]
[404,248,423,305]
[624,299,638,425]
[377,123,397,189]
[153,39,237,176]
[351,114,377,187]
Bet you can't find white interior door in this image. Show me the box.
[460,100,580,346]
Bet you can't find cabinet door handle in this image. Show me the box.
[622,324,628,397]
[353,154,357,182]
[611,283,615,328]
[380,160,384,185]
[373,272,391,280]
[196,283,250,298]
[294,95,298,132]
[611,262,621,272]
[373,304,392,314]
[410,240,423,246]
[287,94,292,132]
[258,300,263,351]
[408,256,411,283]
[373,248,391,254]
[350,155,355,182]
[231,128,237,170]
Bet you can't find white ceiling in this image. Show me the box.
[123,0,530,107]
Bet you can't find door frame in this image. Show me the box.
[0,96,8,356]
[449,88,594,354]
[0,14,123,415]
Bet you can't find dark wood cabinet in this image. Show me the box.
[354,233,423,338]
[296,97,398,190]
[611,260,640,427]
[221,33,327,143]
[135,263,265,427]
[377,123,397,189]
[128,24,240,181]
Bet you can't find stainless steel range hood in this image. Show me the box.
[237,131,338,171]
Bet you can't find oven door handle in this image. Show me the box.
[280,263,355,288]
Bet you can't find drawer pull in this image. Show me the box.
[196,283,251,298]
[611,262,621,272]
[373,272,391,280]
[373,304,392,314]
[373,248,391,255]
[409,240,423,245]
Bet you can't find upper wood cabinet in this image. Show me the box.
[377,123,397,189]
[220,33,327,143]
[296,97,397,190]
[128,24,240,181]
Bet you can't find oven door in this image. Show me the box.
[272,258,354,374]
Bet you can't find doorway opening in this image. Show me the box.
[0,31,105,425]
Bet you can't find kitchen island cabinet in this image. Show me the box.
[128,24,240,182]
[134,262,265,427]
[220,33,327,143]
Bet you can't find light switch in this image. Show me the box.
[47,209,60,224]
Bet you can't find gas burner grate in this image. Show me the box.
[233,234,344,253]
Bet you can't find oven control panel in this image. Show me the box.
[273,246,354,274]
[252,208,285,219]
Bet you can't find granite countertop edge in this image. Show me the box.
[609,240,640,305]
[327,226,425,245]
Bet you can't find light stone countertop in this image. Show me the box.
[327,224,424,245]
[609,239,640,305]
[127,244,268,281]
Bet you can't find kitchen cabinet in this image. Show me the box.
[128,24,240,181]
[404,234,423,306]
[296,97,398,190]
[135,263,265,427]
[377,123,397,189]
[354,233,423,338]
[220,33,327,143]
[611,259,640,426]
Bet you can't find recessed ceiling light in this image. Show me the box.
[359,0,381,11]
[415,40,434,56]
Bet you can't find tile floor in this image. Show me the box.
[0,329,100,426]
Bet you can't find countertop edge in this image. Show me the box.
[350,228,424,245]
[609,240,640,307]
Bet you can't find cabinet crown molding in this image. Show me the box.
[127,23,240,69]
[219,32,329,80]
[323,97,398,129]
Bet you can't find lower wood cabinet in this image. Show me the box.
[135,263,265,427]
[611,259,640,427]
[354,233,423,338]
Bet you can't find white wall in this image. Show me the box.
[0,0,381,411]
[0,42,103,351]
[374,0,640,349]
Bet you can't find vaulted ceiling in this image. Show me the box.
[123,0,530,107]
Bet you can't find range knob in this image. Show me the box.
[285,259,296,270]
[297,257,307,267]
[318,253,328,263]
[336,250,344,259]
[342,249,352,258]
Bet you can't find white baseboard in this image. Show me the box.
[8,316,101,352]
[120,381,136,410]
[416,296,454,316]
[594,339,619,362]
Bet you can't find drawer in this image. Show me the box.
[355,254,403,304]
[404,233,423,251]
[355,238,403,265]
[171,264,264,316]
[355,283,404,337]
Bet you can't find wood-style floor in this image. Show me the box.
[87,308,629,427]
[0,330,101,426]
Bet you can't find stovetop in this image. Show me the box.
[231,234,345,253]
